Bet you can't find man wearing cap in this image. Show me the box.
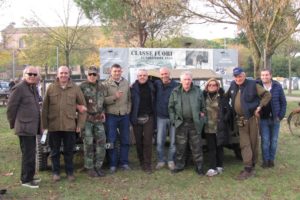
[80,66,106,177]
[227,67,271,180]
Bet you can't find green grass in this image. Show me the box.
[1,105,300,200]
[284,89,300,97]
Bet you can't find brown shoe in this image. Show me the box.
[269,160,275,168]
[261,161,269,169]
[236,170,255,180]
[67,175,75,182]
[87,169,98,178]
[52,174,60,182]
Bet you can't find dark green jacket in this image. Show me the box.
[168,84,206,134]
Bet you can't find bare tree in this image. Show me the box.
[182,0,300,77]
[30,0,95,67]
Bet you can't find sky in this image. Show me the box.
[0,0,237,40]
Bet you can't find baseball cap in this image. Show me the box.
[233,67,244,76]
[87,66,98,74]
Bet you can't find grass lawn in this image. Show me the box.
[1,103,300,200]
[284,89,300,97]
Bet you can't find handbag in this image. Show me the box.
[137,114,149,125]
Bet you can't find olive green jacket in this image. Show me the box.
[42,81,86,132]
[103,77,131,115]
[168,84,206,134]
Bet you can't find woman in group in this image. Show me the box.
[203,78,231,177]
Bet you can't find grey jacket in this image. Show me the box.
[7,80,40,136]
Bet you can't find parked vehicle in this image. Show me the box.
[0,81,10,106]
[148,68,242,160]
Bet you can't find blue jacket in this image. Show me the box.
[228,79,261,119]
[130,80,156,125]
[154,79,179,118]
[257,80,287,120]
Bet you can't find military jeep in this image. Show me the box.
[36,69,241,171]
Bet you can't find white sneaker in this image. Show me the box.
[156,162,165,170]
[216,167,224,174]
[168,161,175,170]
[206,169,218,177]
[21,181,39,189]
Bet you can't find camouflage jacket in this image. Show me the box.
[80,80,105,122]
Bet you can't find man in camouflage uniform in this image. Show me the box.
[80,66,106,177]
[168,71,206,175]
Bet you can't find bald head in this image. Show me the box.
[159,67,171,84]
[57,66,70,85]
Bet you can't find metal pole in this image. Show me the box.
[223,27,227,49]
[12,50,15,79]
[56,46,59,70]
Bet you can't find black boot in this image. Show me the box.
[195,164,204,176]
[261,161,269,169]
[269,160,275,168]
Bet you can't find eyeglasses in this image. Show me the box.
[88,73,97,76]
[27,73,38,77]
[208,84,217,87]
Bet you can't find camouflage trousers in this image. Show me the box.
[175,122,203,169]
[83,121,106,170]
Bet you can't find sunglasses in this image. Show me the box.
[27,73,38,77]
[208,84,217,87]
[88,73,97,76]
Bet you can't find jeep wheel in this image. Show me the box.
[36,135,49,171]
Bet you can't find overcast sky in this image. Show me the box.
[0,0,237,40]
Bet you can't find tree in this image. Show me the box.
[26,0,97,68]
[182,0,300,78]
[273,37,300,94]
[75,0,188,47]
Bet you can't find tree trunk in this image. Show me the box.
[288,57,292,95]
[65,50,70,67]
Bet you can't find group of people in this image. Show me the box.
[6,63,286,189]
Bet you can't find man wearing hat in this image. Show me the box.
[79,66,106,177]
[227,67,271,180]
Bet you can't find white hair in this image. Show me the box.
[22,66,39,80]
[180,71,193,81]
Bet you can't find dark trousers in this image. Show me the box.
[175,122,203,169]
[19,136,36,183]
[49,131,76,175]
[206,133,224,169]
[132,116,154,169]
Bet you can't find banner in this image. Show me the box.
[100,48,237,82]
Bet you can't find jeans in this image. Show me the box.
[19,136,36,183]
[106,114,130,167]
[260,118,280,161]
[156,117,176,163]
[49,131,76,175]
